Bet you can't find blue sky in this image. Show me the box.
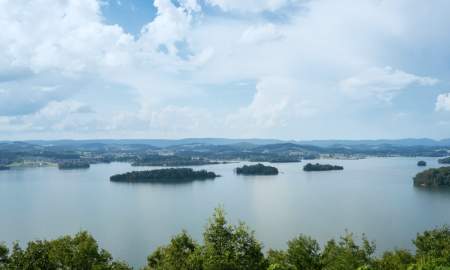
[0,0,450,140]
[102,0,156,35]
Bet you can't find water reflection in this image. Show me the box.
[110,178,216,186]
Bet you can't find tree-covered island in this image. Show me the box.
[438,157,450,164]
[58,161,90,170]
[235,163,279,175]
[417,160,427,166]
[303,163,344,171]
[0,165,9,170]
[414,166,450,187]
[110,168,219,183]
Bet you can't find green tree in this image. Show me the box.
[414,226,450,261]
[268,263,296,270]
[202,207,266,270]
[202,207,236,270]
[146,230,202,270]
[286,235,321,270]
[412,226,450,268]
[267,249,296,270]
[374,249,414,270]
[321,232,375,270]
[0,243,9,269]
[233,223,267,270]
[407,257,450,270]
[6,231,131,270]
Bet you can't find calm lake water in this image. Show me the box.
[1,157,450,268]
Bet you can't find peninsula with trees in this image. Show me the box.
[110,168,219,183]
[413,166,450,187]
[438,157,450,164]
[235,163,279,175]
[303,163,344,171]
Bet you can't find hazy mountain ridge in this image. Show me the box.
[5,138,450,148]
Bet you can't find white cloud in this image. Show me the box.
[38,100,93,116]
[239,24,284,44]
[0,80,72,116]
[139,0,194,57]
[436,93,450,112]
[149,106,214,135]
[0,0,134,75]
[0,0,450,139]
[340,66,438,102]
[2,100,94,132]
[226,77,315,132]
[179,0,201,12]
[206,0,293,12]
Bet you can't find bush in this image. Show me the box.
[5,232,131,270]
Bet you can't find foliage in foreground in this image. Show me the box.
[144,208,450,270]
[0,231,131,270]
[1,209,450,270]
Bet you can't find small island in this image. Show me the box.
[303,163,344,171]
[417,160,427,166]
[235,163,279,175]
[413,167,450,187]
[110,168,219,183]
[58,161,90,170]
[438,157,450,164]
[0,165,10,171]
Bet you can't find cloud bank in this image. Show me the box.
[0,0,449,139]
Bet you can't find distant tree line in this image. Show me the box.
[303,163,344,171]
[2,140,450,169]
[249,155,302,163]
[132,155,219,167]
[2,208,450,269]
[236,164,279,175]
[110,168,219,183]
[58,161,90,170]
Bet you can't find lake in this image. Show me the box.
[1,157,449,268]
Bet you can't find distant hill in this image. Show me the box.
[297,138,450,147]
[2,138,450,148]
[251,143,323,153]
[1,138,449,167]
[0,141,44,152]
[24,138,284,148]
